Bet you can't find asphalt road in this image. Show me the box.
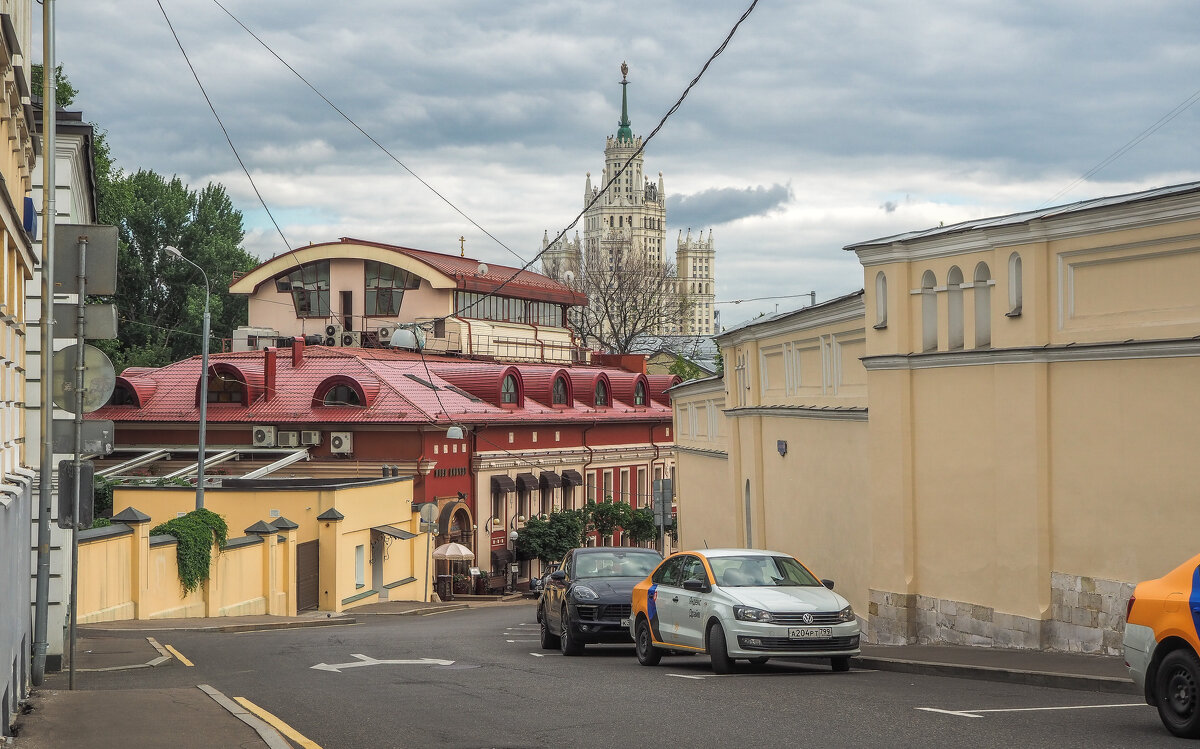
[77,603,1176,749]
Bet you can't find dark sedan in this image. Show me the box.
[537,547,663,655]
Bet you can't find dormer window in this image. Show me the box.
[107,383,138,406]
[501,374,518,404]
[324,384,361,407]
[634,381,647,406]
[208,374,244,404]
[595,380,609,407]
[553,377,568,405]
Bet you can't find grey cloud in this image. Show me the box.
[880,200,898,213]
[667,184,792,229]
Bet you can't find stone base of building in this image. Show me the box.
[866,572,1134,655]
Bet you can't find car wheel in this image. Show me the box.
[560,605,584,656]
[539,611,560,650]
[635,618,663,666]
[748,656,769,665]
[1155,648,1200,738]
[707,621,734,674]
[831,656,851,672]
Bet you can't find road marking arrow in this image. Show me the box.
[311,654,456,673]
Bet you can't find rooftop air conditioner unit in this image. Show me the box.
[300,430,322,446]
[277,431,300,448]
[252,425,277,447]
[377,324,395,341]
[340,331,361,348]
[330,431,354,455]
[324,323,343,346]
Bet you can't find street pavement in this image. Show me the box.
[11,602,1161,749]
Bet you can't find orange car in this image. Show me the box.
[1124,552,1200,738]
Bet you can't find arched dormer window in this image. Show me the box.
[1007,252,1023,316]
[634,380,647,406]
[595,380,609,407]
[874,271,888,328]
[974,262,992,348]
[501,374,518,404]
[947,266,964,350]
[921,270,938,352]
[208,373,244,403]
[324,384,361,407]
[552,377,569,405]
[107,383,138,406]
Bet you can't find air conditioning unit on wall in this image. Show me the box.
[324,323,343,346]
[377,324,395,341]
[330,431,354,455]
[277,431,300,448]
[252,425,277,447]
[340,331,361,348]
[301,430,322,446]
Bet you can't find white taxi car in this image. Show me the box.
[629,548,860,673]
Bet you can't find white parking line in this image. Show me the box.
[506,639,540,643]
[916,703,1145,719]
[530,653,545,657]
[667,674,709,680]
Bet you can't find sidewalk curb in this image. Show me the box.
[852,655,1139,695]
[77,636,174,672]
[80,617,357,634]
[198,684,290,749]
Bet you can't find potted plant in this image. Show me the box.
[452,572,471,594]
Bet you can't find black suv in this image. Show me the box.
[536,547,663,655]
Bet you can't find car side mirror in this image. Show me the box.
[821,579,835,590]
[682,578,709,593]
[550,570,567,581]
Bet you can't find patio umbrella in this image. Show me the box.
[431,542,475,561]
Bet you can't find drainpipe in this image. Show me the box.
[580,421,597,531]
[529,321,545,362]
[457,316,474,356]
[32,0,57,686]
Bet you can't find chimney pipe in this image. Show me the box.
[264,347,277,401]
[292,336,305,368]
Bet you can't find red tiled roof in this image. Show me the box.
[91,347,671,427]
[114,375,156,407]
[514,366,572,408]
[646,374,682,406]
[607,371,651,408]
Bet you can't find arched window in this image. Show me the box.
[974,262,991,348]
[595,380,609,407]
[634,381,647,406]
[107,383,138,406]
[323,384,361,406]
[921,270,938,352]
[552,377,568,405]
[501,374,518,404]
[1008,252,1023,316]
[874,271,888,328]
[208,373,244,404]
[947,267,964,350]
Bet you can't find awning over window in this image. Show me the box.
[561,469,584,487]
[373,525,417,540]
[491,474,516,493]
[515,473,538,492]
[539,472,562,489]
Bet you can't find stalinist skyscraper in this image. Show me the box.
[542,63,716,336]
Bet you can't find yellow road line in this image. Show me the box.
[234,697,323,749]
[163,644,193,667]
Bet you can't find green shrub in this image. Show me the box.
[150,508,228,594]
[89,517,112,529]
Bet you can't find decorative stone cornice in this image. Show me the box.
[723,405,868,421]
[674,445,728,459]
[862,337,1200,370]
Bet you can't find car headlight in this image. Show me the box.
[733,606,773,623]
[571,585,599,601]
[836,605,855,623]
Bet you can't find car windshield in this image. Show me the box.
[574,551,660,578]
[709,555,821,587]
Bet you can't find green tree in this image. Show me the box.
[623,507,658,545]
[95,171,257,371]
[713,350,724,376]
[588,497,628,539]
[30,63,78,109]
[668,354,705,382]
[515,509,585,563]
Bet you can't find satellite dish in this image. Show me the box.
[563,270,575,284]
[476,263,489,276]
[52,344,116,413]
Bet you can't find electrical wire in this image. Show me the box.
[714,291,816,306]
[1038,84,1200,209]
[156,0,292,255]
[210,0,530,266]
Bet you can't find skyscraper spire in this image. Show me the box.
[616,61,633,143]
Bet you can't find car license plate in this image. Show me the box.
[788,626,832,639]
[620,618,632,628]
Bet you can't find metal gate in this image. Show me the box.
[296,541,319,611]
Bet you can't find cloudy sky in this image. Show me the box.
[43,1,1200,327]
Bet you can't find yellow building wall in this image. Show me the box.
[141,543,205,619]
[114,487,329,543]
[209,542,270,617]
[77,533,134,623]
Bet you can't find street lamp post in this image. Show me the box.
[165,246,210,510]
[508,528,519,593]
